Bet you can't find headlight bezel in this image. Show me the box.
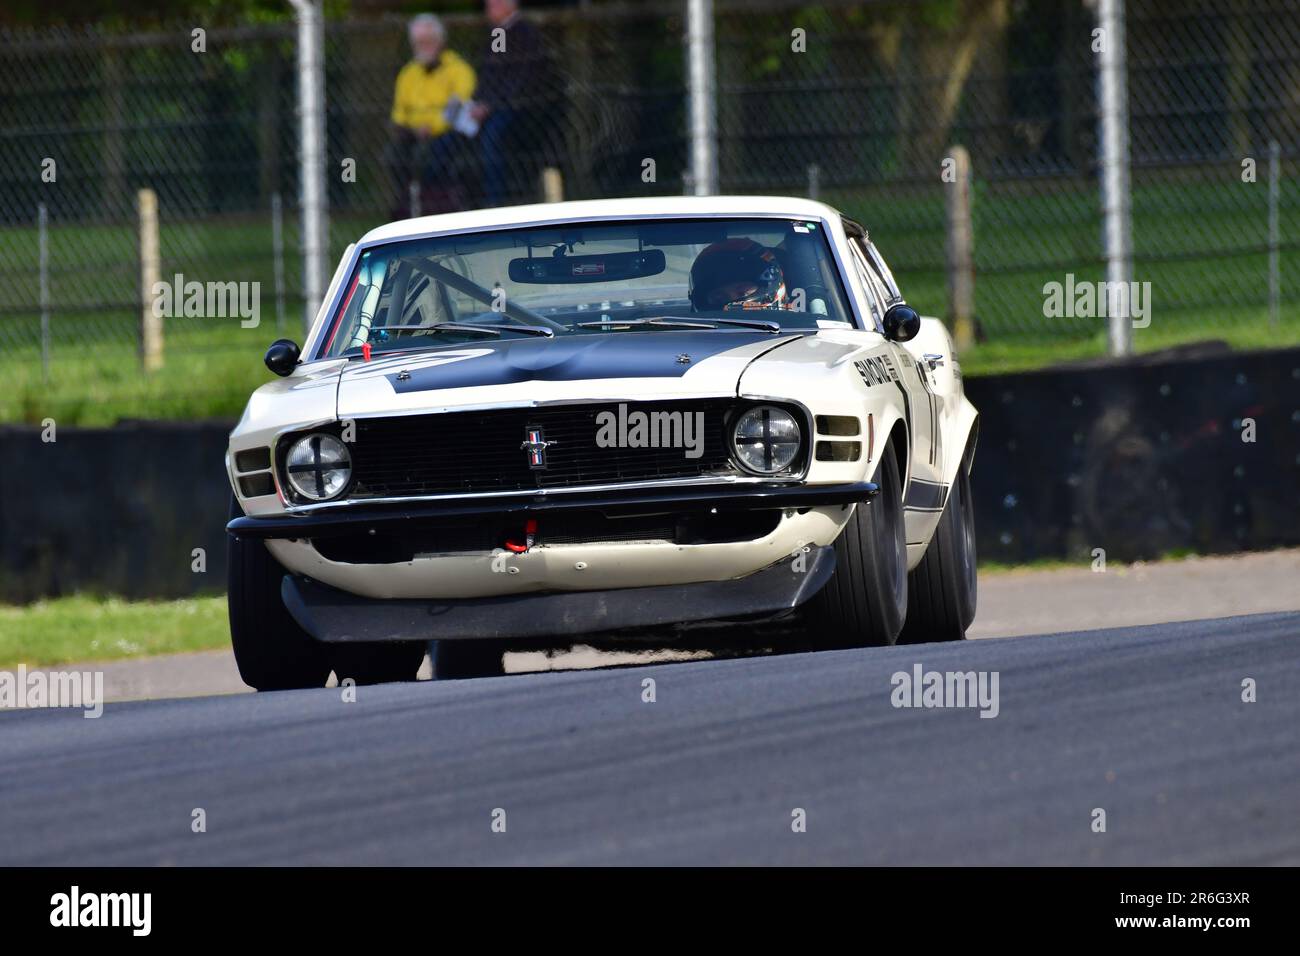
[728,402,808,477]
[281,430,354,503]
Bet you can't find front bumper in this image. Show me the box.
[227,480,879,540]
[280,545,835,642]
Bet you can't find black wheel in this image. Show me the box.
[227,495,332,691]
[900,461,977,643]
[431,639,509,679]
[329,642,426,686]
[804,441,908,648]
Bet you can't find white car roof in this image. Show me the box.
[359,195,845,245]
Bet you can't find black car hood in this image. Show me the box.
[335,330,801,416]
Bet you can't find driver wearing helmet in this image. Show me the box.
[689,238,788,311]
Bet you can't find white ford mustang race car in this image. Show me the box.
[225,196,979,688]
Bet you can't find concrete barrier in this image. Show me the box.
[964,344,1300,564]
[0,420,231,602]
[1,345,1296,601]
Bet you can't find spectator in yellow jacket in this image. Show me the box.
[383,14,477,218]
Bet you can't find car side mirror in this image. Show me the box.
[882,304,921,343]
[265,339,301,377]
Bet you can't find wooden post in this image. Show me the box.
[944,145,975,352]
[138,188,163,372]
[541,167,564,204]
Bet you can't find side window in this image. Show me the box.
[848,242,887,328]
[857,239,902,305]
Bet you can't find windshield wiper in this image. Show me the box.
[369,322,554,339]
[651,316,784,334]
[573,317,783,334]
[574,318,703,331]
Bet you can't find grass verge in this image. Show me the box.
[2,181,1299,424]
[0,595,229,668]
[4,306,1297,425]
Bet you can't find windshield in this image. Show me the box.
[318,217,855,358]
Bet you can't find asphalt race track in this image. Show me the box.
[1,612,1296,866]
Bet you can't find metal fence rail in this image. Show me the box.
[0,0,1297,414]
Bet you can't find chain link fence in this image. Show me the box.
[1,0,1297,421]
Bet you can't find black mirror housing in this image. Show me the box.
[882,304,921,343]
[264,339,301,377]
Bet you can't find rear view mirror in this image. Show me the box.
[508,249,666,284]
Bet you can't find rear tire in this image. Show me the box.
[431,639,509,680]
[804,441,908,648]
[900,461,977,643]
[227,495,332,691]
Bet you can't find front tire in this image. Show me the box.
[227,495,332,691]
[900,461,977,643]
[804,441,908,648]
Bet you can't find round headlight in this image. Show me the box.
[732,405,802,474]
[285,433,352,501]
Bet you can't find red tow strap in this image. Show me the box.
[504,519,538,553]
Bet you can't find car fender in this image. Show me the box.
[736,328,911,489]
[226,360,347,515]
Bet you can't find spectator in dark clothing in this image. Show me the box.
[470,0,554,206]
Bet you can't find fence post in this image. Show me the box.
[540,167,564,203]
[38,204,50,383]
[1097,0,1133,356]
[271,192,286,332]
[807,163,820,200]
[945,145,975,352]
[289,0,329,336]
[138,188,162,372]
[685,0,718,196]
[1268,139,1280,327]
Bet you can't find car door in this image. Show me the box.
[848,239,941,481]
[848,238,949,550]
